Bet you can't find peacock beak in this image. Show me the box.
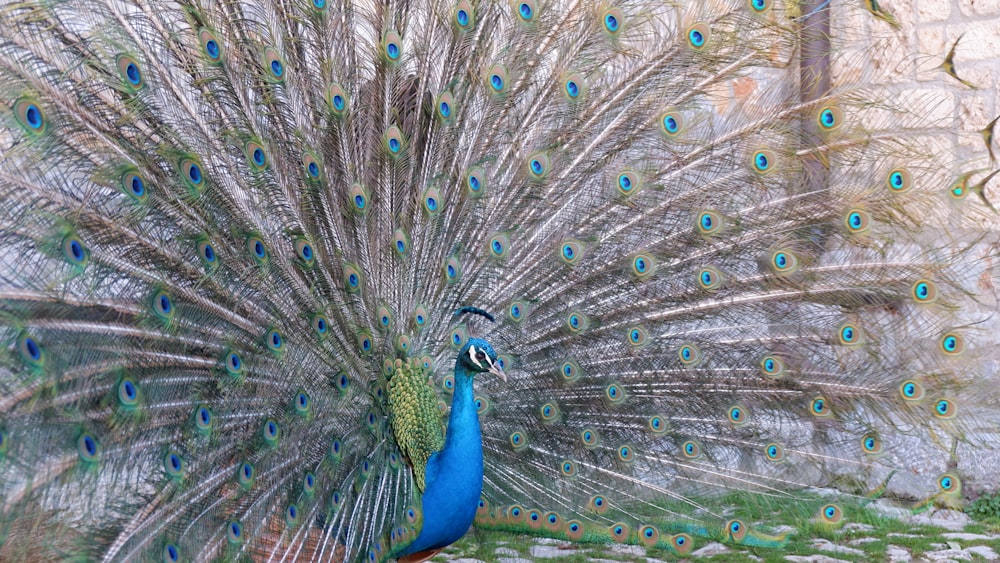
[488,364,507,382]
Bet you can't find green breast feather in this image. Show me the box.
[388,357,445,492]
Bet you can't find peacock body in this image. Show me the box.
[0,0,997,560]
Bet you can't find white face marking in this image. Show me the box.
[468,344,483,368]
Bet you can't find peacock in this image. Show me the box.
[0,0,997,560]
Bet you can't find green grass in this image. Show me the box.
[431,494,1000,562]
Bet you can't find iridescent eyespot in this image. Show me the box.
[639,525,659,547]
[424,186,442,214]
[263,47,284,82]
[940,332,964,355]
[413,305,429,329]
[329,438,343,461]
[466,167,486,196]
[77,433,99,462]
[152,290,175,321]
[764,442,784,461]
[509,431,528,450]
[121,168,149,201]
[610,522,629,543]
[566,520,584,540]
[312,314,329,338]
[678,343,701,365]
[631,254,655,278]
[262,419,280,444]
[225,351,243,376]
[838,323,862,346]
[566,311,589,332]
[17,333,43,366]
[295,239,315,265]
[748,0,772,13]
[727,405,747,426]
[384,125,405,156]
[246,236,268,264]
[862,434,882,455]
[328,83,349,116]
[376,306,393,331]
[615,169,640,195]
[560,460,577,477]
[627,326,647,347]
[648,415,668,434]
[681,440,700,458]
[14,97,46,134]
[559,240,584,265]
[450,326,467,348]
[200,29,224,63]
[357,330,373,355]
[696,210,723,235]
[348,183,369,213]
[117,55,144,89]
[436,91,455,121]
[911,279,937,303]
[227,521,243,543]
[886,168,913,193]
[563,72,585,100]
[487,64,509,95]
[294,392,310,415]
[938,473,960,493]
[671,534,693,554]
[601,8,623,35]
[726,520,747,541]
[605,383,625,403]
[195,405,213,432]
[686,23,710,49]
[508,301,527,322]
[516,0,536,22]
[196,240,217,269]
[844,208,870,233]
[819,504,842,523]
[285,504,299,526]
[303,152,322,179]
[245,141,268,171]
[179,157,205,191]
[660,111,683,137]
[810,396,831,417]
[769,248,799,274]
[697,266,723,290]
[618,444,635,462]
[382,31,402,62]
[343,264,363,293]
[933,398,956,419]
[527,152,551,180]
[540,402,559,421]
[455,1,475,29]
[117,378,140,407]
[751,149,776,173]
[163,543,180,563]
[164,452,184,478]
[817,106,843,131]
[61,235,88,266]
[581,428,599,446]
[311,0,327,11]
[561,360,581,382]
[488,234,509,258]
[899,380,924,401]
[760,354,786,378]
[589,495,608,513]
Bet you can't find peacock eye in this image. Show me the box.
[476,351,486,362]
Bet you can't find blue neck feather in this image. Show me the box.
[399,360,482,555]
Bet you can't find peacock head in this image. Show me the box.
[458,338,506,381]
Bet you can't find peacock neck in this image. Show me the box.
[442,362,482,460]
[399,359,483,555]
